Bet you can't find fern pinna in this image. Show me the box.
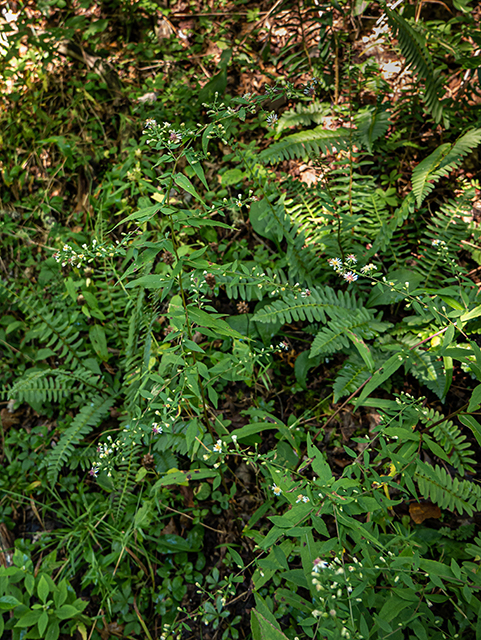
[44,394,116,484]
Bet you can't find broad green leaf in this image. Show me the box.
[251,608,290,640]
[186,152,209,190]
[153,468,219,490]
[89,325,108,361]
[15,609,42,627]
[347,330,375,372]
[378,596,412,622]
[174,173,206,205]
[459,414,481,448]
[45,620,60,640]
[0,595,21,610]
[54,580,68,609]
[55,604,82,620]
[38,611,49,636]
[37,575,49,603]
[468,384,481,412]
[355,352,406,408]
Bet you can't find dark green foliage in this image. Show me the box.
[2,2,481,640]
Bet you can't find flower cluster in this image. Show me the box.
[327,254,379,285]
[143,119,195,148]
[89,435,119,478]
[360,263,376,274]
[328,255,359,283]
[295,494,310,503]
[53,236,130,269]
[231,189,257,208]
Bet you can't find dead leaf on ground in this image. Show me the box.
[161,518,178,536]
[409,502,442,524]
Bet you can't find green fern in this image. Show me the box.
[439,524,475,541]
[8,368,103,406]
[354,106,391,153]
[221,266,288,302]
[406,350,447,401]
[310,308,383,357]
[411,129,481,206]
[114,440,141,522]
[2,289,87,367]
[465,533,481,560]
[420,408,476,474]
[259,126,350,164]
[413,186,474,284]
[44,394,115,484]
[277,100,329,133]
[252,286,362,325]
[415,460,481,516]
[386,8,443,122]
[333,356,370,402]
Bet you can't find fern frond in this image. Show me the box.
[1,282,88,366]
[252,286,362,325]
[333,356,370,403]
[8,367,103,405]
[415,460,481,515]
[310,308,380,357]
[44,394,115,484]
[411,129,481,206]
[386,8,443,122]
[413,187,473,284]
[277,100,329,133]
[420,408,476,474]
[439,523,475,541]
[354,106,391,153]
[259,126,350,164]
[114,441,141,522]
[221,266,288,302]
[407,350,447,400]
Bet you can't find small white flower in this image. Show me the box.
[213,439,222,453]
[271,484,282,496]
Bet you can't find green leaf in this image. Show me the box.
[346,330,375,372]
[0,595,21,611]
[378,596,412,623]
[187,307,244,339]
[174,173,206,205]
[306,434,332,484]
[37,575,49,604]
[25,573,35,596]
[294,350,322,390]
[459,414,481,448]
[221,168,244,186]
[15,609,42,627]
[89,325,109,362]
[38,610,49,636]
[153,468,219,490]
[355,352,406,408]
[468,384,481,412]
[54,580,68,609]
[55,604,82,620]
[251,608,290,640]
[45,620,60,640]
[185,152,209,190]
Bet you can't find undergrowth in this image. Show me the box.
[1,1,481,639]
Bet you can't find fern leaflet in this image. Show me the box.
[45,394,115,483]
[411,129,481,206]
